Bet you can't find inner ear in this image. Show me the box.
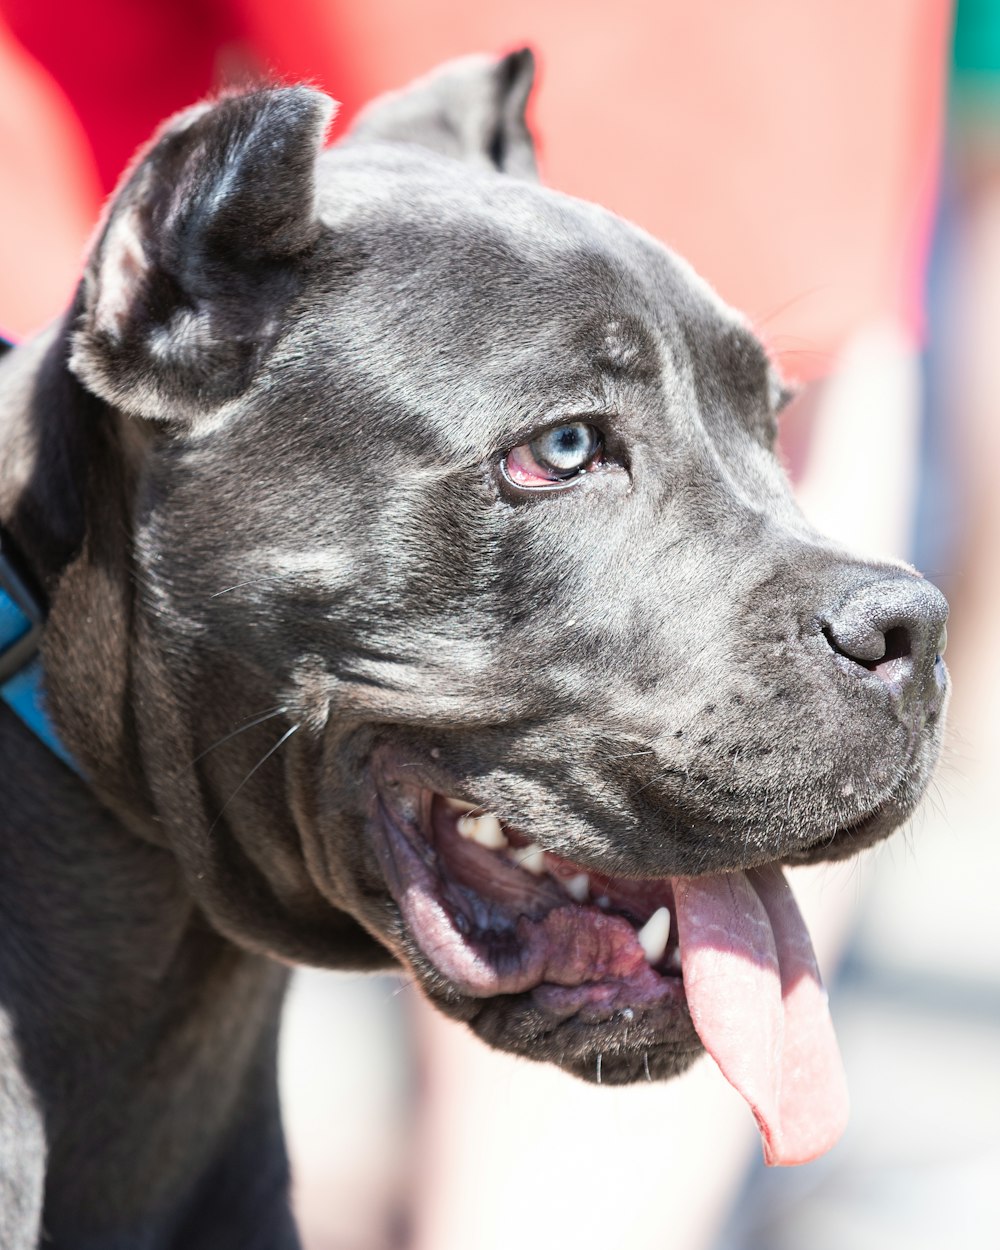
[347,48,539,181]
[486,48,537,178]
[70,86,335,426]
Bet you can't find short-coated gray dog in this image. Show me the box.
[0,50,948,1247]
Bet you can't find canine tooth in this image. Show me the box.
[456,812,508,850]
[637,907,671,965]
[510,843,547,874]
[563,873,590,902]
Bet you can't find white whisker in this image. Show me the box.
[209,723,301,832]
[187,706,288,768]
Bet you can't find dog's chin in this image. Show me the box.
[436,990,704,1086]
[363,737,936,1084]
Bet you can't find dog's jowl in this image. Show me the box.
[0,50,948,1248]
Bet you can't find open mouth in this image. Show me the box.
[385,789,687,1017]
[371,763,852,1167]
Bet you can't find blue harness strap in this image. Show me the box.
[0,518,80,774]
[1,335,79,771]
[1,333,75,770]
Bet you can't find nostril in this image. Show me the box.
[819,573,947,695]
[879,625,912,667]
[822,621,913,685]
[870,625,913,685]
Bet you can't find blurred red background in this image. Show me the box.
[0,0,950,376]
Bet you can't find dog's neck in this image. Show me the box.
[0,326,297,1246]
[0,733,293,1237]
[1,317,163,822]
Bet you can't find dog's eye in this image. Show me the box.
[504,423,603,487]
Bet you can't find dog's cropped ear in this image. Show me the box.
[70,87,335,425]
[348,49,538,180]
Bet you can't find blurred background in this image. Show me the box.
[2,2,998,1247]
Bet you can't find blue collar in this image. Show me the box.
[1,332,79,773]
[0,527,79,772]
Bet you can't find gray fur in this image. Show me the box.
[0,50,947,1245]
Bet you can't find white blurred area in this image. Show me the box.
[279,971,413,1250]
[278,314,1000,1249]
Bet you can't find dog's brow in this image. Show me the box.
[592,315,660,385]
[601,320,641,370]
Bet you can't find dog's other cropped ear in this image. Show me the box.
[348,48,539,181]
[70,87,335,425]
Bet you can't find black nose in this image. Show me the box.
[821,573,949,700]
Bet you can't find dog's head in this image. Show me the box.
[52,52,946,1161]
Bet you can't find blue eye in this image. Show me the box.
[505,422,602,486]
[535,424,597,471]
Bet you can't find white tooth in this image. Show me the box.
[509,843,547,874]
[637,906,671,966]
[563,873,590,902]
[456,812,508,850]
[596,895,611,910]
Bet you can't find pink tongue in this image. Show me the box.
[672,866,849,1166]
